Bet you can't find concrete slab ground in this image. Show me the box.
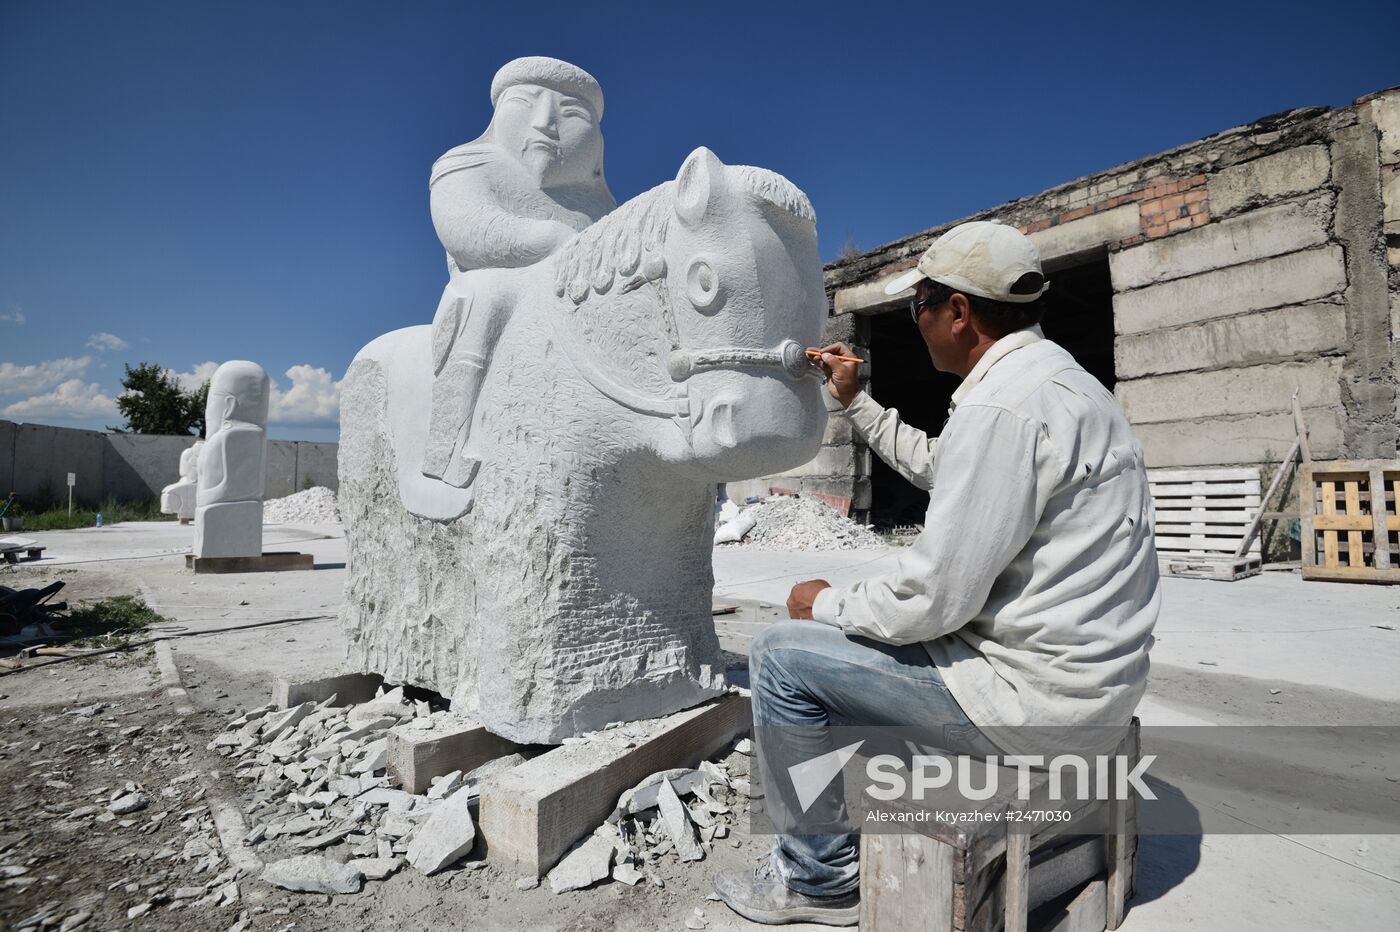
[4,526,1398,929]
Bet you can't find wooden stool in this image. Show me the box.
[859,719,1140,932]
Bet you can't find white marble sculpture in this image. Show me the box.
[193,361,270,559]
[340,58,828,744]
[160,440,204,524]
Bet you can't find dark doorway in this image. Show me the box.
[865,255,1116,529]
[1038,255,1117,392]
[866,311,961,528]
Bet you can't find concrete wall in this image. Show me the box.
[0,420,339,505]
[759,88,1400,520]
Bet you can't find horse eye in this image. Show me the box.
[686,258,723,312]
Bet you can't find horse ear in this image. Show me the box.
[675,147,726,228]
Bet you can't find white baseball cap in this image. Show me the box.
[883,220,1049,303]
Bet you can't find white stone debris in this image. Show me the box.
[657,778,705,862]
[714,495,884,551]
[405,787,476,875]
[261,855,364,894]
[108,791,148,815]
[212,687,749,899]
[349,857,403,881]
[547,833,615,894]
[262,486,341,525]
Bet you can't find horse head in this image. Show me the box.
[549,147,827,480]
[655,147,828,478]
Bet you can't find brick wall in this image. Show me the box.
[758,88,1400,521]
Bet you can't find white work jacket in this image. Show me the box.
[812,327,1160,753]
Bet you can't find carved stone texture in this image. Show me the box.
[194,361,270,559]
[341,141,828,744]
[160,440,203,521]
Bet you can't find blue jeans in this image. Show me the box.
[749,620,996,897]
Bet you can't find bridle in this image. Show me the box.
[544,267,818,444]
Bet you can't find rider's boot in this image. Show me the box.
[422,353,487,484]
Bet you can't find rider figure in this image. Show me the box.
[422,57,616,487]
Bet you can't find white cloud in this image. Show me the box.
[167,361,342,426]
[167,361,220,393]
[0,307,24,324]
[270,365,341,425]
[0,355,93,394]
[86,331,129,352]
[3,379,119,419]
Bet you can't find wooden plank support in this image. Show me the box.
[1105,723,1140,930]
[479,692,750,877]
[186,551,314,574]
[389,719,524,794]
[1040,879,1108,932]
[1003,822,1031,932]
[859,832,955,932]
[273,671,384,709]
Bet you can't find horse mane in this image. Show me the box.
[554,165,816,306]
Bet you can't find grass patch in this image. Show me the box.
[13,497,176,531]
[62,595,164,649]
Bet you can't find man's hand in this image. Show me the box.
[809,343,861,408]
[787,579,832,620]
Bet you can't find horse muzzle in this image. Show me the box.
[667,339,817,382]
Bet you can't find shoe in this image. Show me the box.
[712,859,858,926]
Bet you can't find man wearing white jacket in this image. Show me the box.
[714,221,1161,926]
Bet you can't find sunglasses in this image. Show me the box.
[909,294,943,324]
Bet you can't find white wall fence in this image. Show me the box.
[0,420,338,506]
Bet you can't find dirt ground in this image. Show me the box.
[0,567,790,932]
[6,538,1400,931]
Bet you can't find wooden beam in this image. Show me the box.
[479,693,750,877]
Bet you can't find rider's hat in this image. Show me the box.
[490,57,605,120]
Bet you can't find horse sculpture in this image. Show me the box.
[339,147,828,743]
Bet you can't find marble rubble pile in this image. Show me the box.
[714,494,884,551]
[207,686,491,893]
[206,686,756,899]
[545,737,753,894]
[261,486,340,525]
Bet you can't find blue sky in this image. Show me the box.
[2,0,1396,441]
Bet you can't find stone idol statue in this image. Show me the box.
[194,361,270,559]
[340,57,828,744]
[160,440,204,524]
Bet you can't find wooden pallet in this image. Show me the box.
[1148,468,1262,581]
[1300,460,1400,585]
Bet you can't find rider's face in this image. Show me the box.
[492,84,602,188]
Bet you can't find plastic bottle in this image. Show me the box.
[95,512,103,528]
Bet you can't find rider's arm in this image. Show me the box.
[430,170,576,270]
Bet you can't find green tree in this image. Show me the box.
[186,379,211,438]
[112,363,209,436]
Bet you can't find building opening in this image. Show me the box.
[865,254,1116,529]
